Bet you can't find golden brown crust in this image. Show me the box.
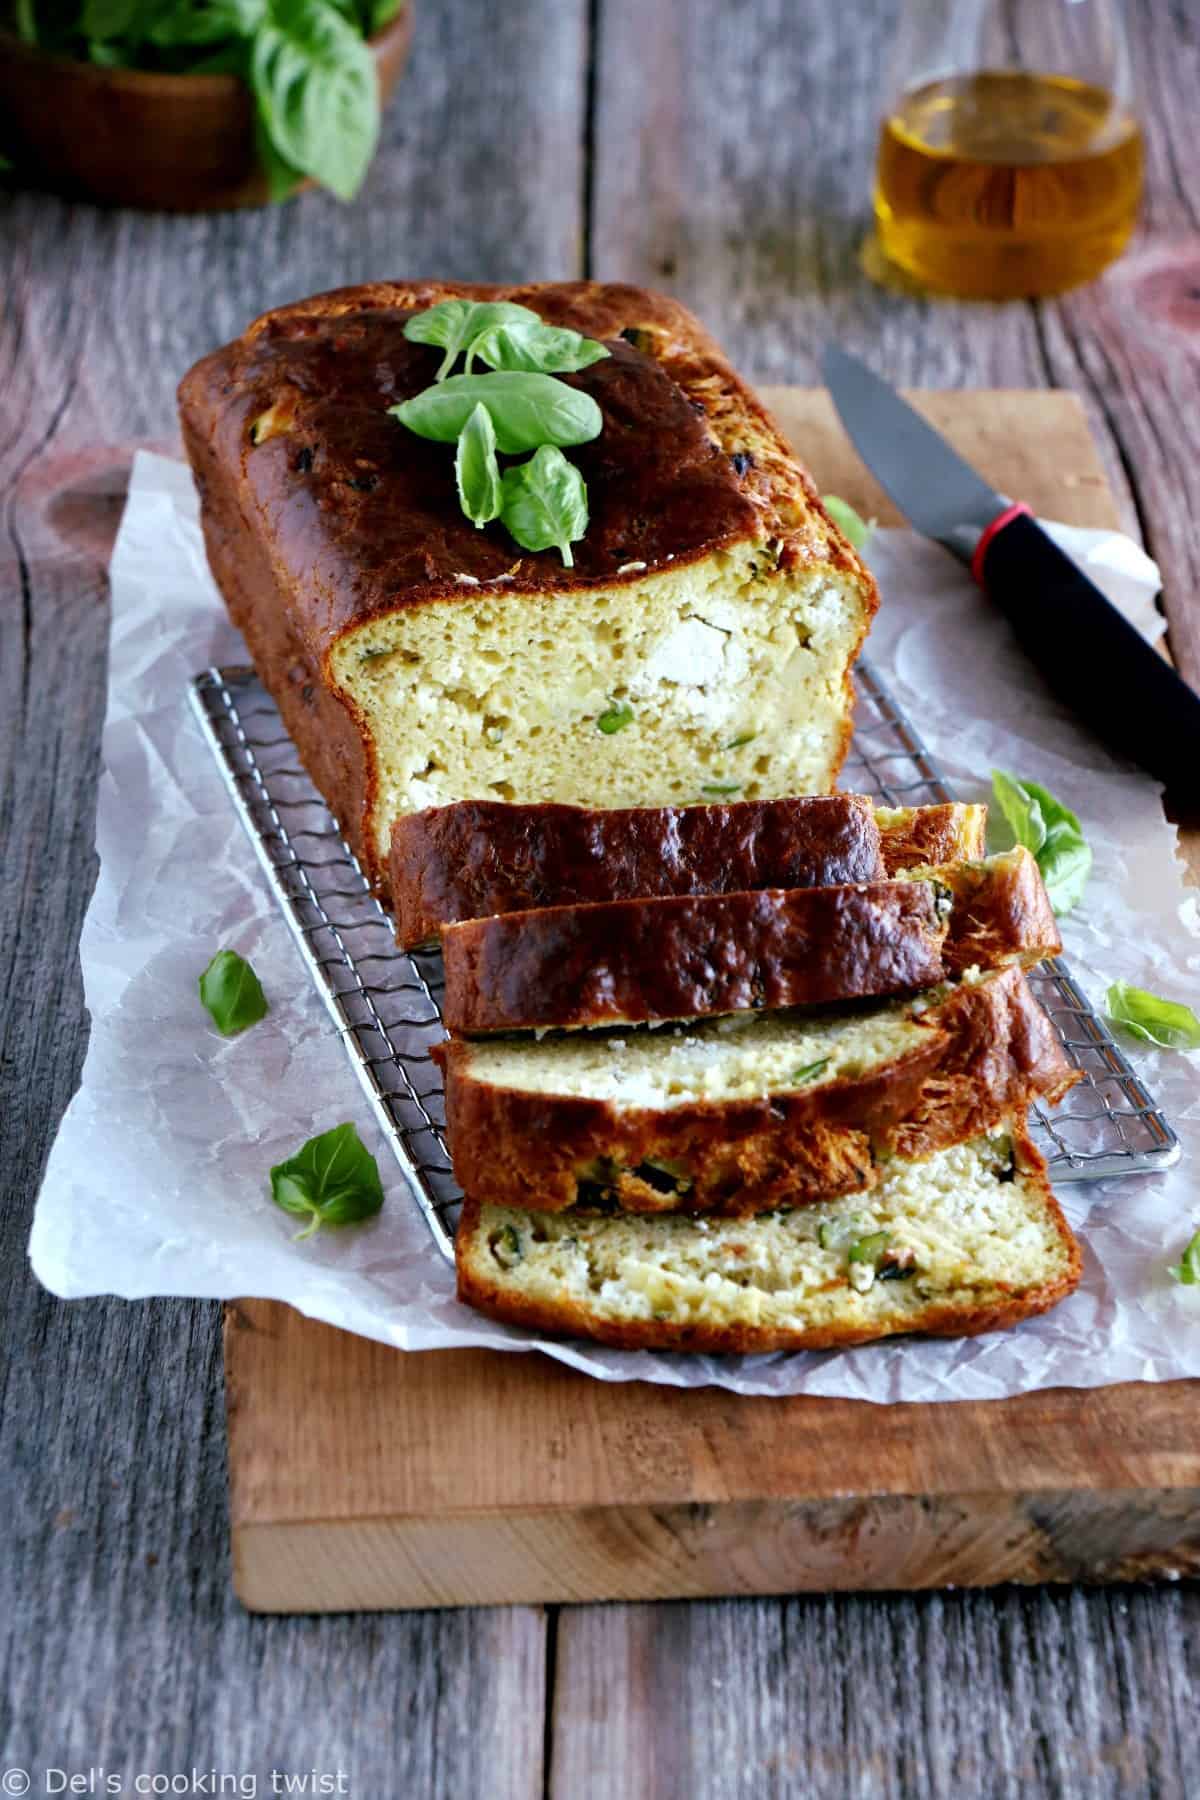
[439,881,947,1034]
[935,849,1061,975]
[177,281,878,887]
[453,1129,1082,1352]
[389,796,885,947]
[879,804,987,874]
[435,965,1080,1215]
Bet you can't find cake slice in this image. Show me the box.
[389,794,886,947]
[178,281,878,890]
[440,879,948,1035]
[454,1127,1081,1352]
[387,795,989,948]
[434,964,1080,1216]
[438,849,1059,1034]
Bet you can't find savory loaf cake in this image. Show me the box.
[434,965,1079,1216]
[438,849,1060,1034]
[454,1127,1081,1352]
[440,879,948,1034]
[178,281,879,890]
[389,794,885,947]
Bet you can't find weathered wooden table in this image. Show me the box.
[3,2,1198,1793]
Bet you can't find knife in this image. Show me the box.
[822,344,1200,797]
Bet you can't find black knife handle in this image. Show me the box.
[980,511,1200,797]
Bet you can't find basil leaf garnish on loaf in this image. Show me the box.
[471,320,611,377]
[455,402,502,528]
[991,770,1091,915]
[499,444,589,566]
[1106,979,1200,1050]
[269,1121,384,1240]
[1169,1229,1200,1285]
[391,371,603,455]
[404,299,541,382]
[250,0,378,202]
[198,949,268,1036]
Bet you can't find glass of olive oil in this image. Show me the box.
[874,0,1142,299]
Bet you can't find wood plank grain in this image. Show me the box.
[549,1586,1200,1800]
[0,0,587,1787]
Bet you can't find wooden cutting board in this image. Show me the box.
[226,391,1200,1613]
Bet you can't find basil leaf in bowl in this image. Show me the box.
[269,1121,385,1240]
[251,0,379,203]
[391,372,603,455]
[499,444,589,566]
[1106,980,1200,1050]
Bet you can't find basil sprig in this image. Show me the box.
[198,949,269,1036]
[404,301,542,381]
[392,299,611,564]
[1106,980,1200,1050]
[391,372,602,456]
[498,445,589,566]
[269,1121,385,1240]
[456,402,502,528]
[991,770,1092,915]
[402,299,609,383]
[473,321,612,377]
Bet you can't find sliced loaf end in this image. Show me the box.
[455,1129,1081,1353]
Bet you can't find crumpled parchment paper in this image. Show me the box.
[29,452,1200,1398]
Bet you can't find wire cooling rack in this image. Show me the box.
[190,661,1181,1265]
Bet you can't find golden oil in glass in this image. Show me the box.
[874,70,1143,299]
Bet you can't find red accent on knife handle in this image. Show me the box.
[970,501,1033,586]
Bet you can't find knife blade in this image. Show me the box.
[822,344,1200,798]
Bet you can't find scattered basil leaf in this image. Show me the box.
[499,443,589,566]
[198,948,269,1036]
[991,769,1092,915]
[1168,1229,1200,1285]
[470,320,611,377]
[847,1229,892,1266]
[455,402,502,529]
[597,701,634,734]
[251,0,378,203]
[701,782,741,796]
[792,1058,831,1084]
[822,493,873,551]
[391,371,603,455]
[269,1121,385,1241]
[1106,980,1200,1051]
[404,299,540,382]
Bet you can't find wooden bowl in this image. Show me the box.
[0,4,414,211]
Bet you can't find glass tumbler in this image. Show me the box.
[873,0,1142,298]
